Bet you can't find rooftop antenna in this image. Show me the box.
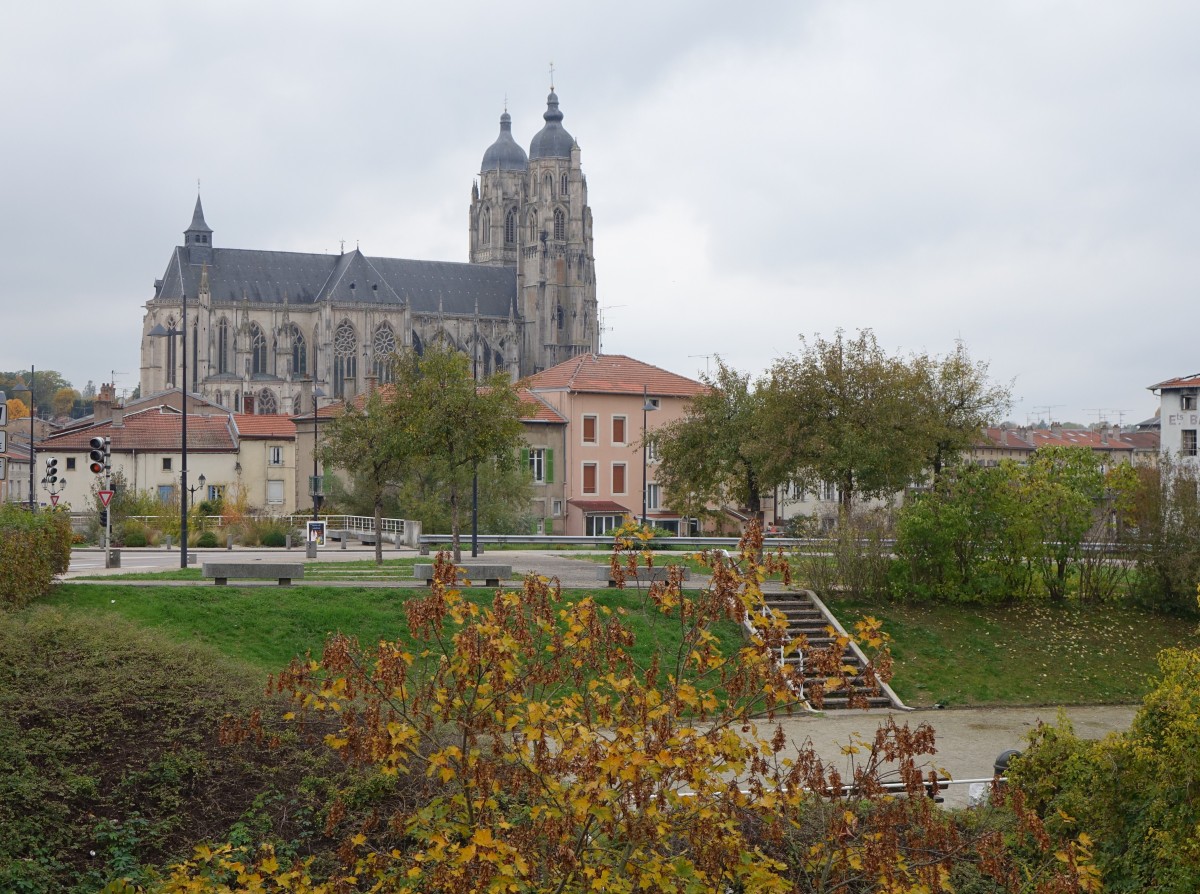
[689,354,713,376]
[598,304,626,354]
[1033,405,1063,425]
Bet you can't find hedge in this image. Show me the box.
[0,506,72,610]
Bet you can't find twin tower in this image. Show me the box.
[470,89,599,374]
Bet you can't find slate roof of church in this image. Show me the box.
[154,246,517,317]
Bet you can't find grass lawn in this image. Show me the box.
[823,594,1200,707]
[45,582,744,676]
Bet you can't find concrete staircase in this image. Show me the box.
[762,590,894,710]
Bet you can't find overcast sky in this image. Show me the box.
[2,1,1197,426]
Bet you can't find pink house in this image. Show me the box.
[525,354,706,536]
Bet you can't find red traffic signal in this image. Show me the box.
[88,436,109,475]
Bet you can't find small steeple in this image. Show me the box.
[184,193,213,265]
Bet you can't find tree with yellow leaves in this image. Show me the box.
[160,526,1097,894]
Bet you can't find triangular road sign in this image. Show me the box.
[98,490,114,508]
[50,494,60,507]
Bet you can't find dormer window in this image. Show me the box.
[1183,393,1198,411]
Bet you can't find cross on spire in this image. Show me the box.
[549,61,555,90]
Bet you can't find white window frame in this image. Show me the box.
[646,482,660,511]
[611,415,627,446]
[552,499,563,517]
[1183,430,1198,457]
[268,445,284,466]
[266,479,285,505]
[582,462,598,495]
[611,462,628,495]
[529,447,545,483]
[582,414,598,445]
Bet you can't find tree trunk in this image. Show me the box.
[449,481,462,563]
[374,498,384,566]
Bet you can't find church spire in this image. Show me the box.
[184,193,213,265]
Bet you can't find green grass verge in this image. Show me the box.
[823,594,1200,707]
[45,583,744,675]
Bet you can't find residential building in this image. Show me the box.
[1150,373,1200,465]
[525,354,706,536]
[518,390,568,534]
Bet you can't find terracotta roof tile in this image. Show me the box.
[233,414,296,438]
[1150,373,1200,391]
[40,406,237,452]
[518,389,568,424]
[526,354,706,397]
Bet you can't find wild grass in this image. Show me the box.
[823,594,1200,707]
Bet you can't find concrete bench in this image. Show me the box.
[412,563,513,587]
[598,565,692,587]
[202,562,304,586]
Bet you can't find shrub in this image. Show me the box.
[0,505,72,609]
[122,530,148,548]
[195,531,219,549]
[261,531,287,548]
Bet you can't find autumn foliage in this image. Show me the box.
[162,526,1100,893]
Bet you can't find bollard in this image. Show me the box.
[286,534,292,550]
[341,534,347,550]
[227,534,234,550]
[306,541,317,559]
[165,535,172,550]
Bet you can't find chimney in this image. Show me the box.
[93,383,116,423]
[111,399,125,428]
[1051,422,1063,437]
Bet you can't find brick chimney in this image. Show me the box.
[93,383,116,423]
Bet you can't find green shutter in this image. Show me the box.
[545,448,554,483]
[530,517,538,534]
[521,447,530,478]
[545,519,553,535]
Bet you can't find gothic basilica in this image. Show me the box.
[138,89,599,414]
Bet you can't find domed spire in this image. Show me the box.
[481,110,528,172]
[529,90,575,159]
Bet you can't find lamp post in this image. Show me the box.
[641,385,657,528]
[310,387,326,520]
[148,292,189,568]
[187,473,207,502]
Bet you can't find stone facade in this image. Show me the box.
[139,90,598,413]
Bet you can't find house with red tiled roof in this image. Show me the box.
[972,424,1160,469]
[39,405,242,513]
[525,354,706,535]
[1150,373,1200,464]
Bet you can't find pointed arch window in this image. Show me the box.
[165,316,178,386]
[544,173,554,198]
[250,323,268,375]
[528,208,539,242]
[480,206,491,245]
[373,323,397,383]
[333,320,357,398]
[217,318,231,374]
[256,388,278,415]
[561,173,568,196]
[553,208,566,241]
[290,324,307,376]
[505,208,517,244]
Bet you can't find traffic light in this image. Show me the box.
[88,437,105,474]
[88,436,111,475]
[99,509,109,528]
[44,458,59,484]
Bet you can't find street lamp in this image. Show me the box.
[187,473,208,502]
[641,385,657,528]
[12,369,35,512]
[310,386,326,520]
[148,292,189,568]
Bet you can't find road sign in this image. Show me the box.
[98,490,114,508]
[50,494,60,507]
[0,430,5,452]
[0,457,5,479]
[0,402,6,426]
